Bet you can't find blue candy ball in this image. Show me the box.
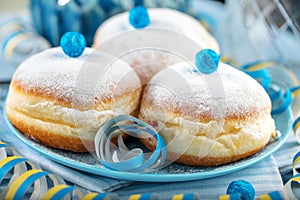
[129,6,150,29]
[60,32,86,58]
[195,49,220,74]
[226,180,255,200]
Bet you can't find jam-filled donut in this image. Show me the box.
[139,61,275,166]
[6,47,142,152]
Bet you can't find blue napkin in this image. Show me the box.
[115,156,283,199]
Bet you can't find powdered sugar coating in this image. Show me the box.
[142,62,271,120]
[12,47,141,108]
[93,8,219,53]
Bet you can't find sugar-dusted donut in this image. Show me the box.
[93,8,220,84]
[139,61,275,166]
[6,47,142,152]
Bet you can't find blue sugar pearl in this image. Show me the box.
[227,180,255,200]
[129,6,150,29]
[195,49,220,74]
[60,32,86,58]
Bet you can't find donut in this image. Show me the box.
[93,8,219,51]
[139,61,276,166]
[93,8,220,84]
[6,47,142,152]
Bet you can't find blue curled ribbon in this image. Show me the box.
[291,86,300,92]
[0,140,120,199]
[293,117,300,134]
[258,191,283,200]
[293,116,300,145]
[245,67,292,115]
[271,89,292,115]
[268,85,282,102]
[238,60,299,115]
[239,60,266,70]
[291,86,300,98]
[94,115,167,172]
[283,151,300,199]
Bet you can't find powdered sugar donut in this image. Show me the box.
[6,47,142,152]
[139,61,275,166]
[93,8,219,84]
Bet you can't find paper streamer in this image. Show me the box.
[290,86,300,144]
[0,17,50,68]
[0,141,8,161]
[0,141,120,200]
[172,193,198,200]
[282,150,300,200]
[237,60,299,115]
[2,138,292,199]
[239,60,299,87]
[220,56,238,67]
[219,193,240,200]
[6,169,51,199]
[292,151,300,176]
[95,114,167,172]
[82,192,120,200]
[236,59,300,145]
[257,191,283,200]
[129,193,159,200]
[293,117,300,144]
[291,86,300,99]
[41,185,76,200]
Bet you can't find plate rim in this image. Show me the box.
[3,106,293,182]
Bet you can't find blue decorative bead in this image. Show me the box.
[129,6,150,29]
[60,31,86,58]
[195,49,220,74]
[226,180,255,200]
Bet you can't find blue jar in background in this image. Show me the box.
[30,0,191,47]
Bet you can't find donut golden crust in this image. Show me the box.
[139,62,275,166]
[6,47,142,152]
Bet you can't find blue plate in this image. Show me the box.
[4,106,292,182]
